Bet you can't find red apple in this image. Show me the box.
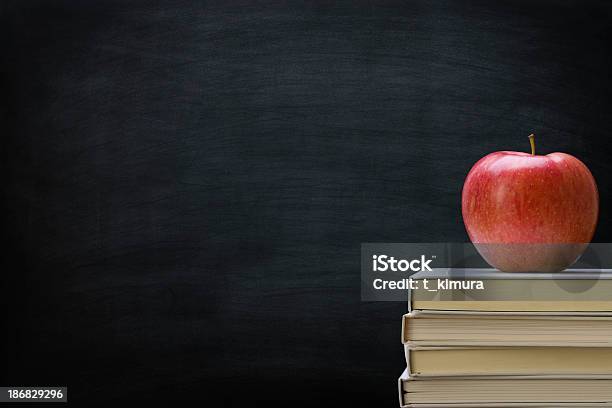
[462,135,599,272]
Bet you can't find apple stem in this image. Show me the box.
[528,134,536,155]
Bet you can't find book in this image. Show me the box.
[399,269,612,406]
[409,269,612,312]
[402,311,612,347]
[405,346,612,376]
[398,368,612,407]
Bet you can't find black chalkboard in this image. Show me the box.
[2,0,612,406]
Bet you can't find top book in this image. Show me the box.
[409,268,612,312]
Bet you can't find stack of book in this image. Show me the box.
[398,268,612,407]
